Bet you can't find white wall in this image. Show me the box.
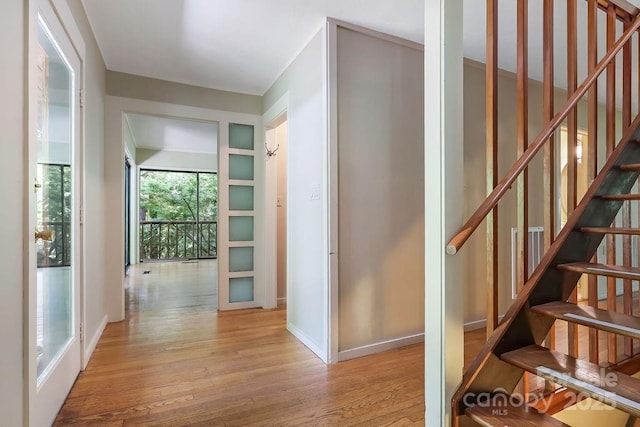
[107,70,263,116]
[65,0,109,367]
[263,28,328,361]
[334,26,425,357]
[0,0,25,423]
[136,148,217,172]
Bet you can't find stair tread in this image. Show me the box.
[531,302,640,339]
[465,401,568,427]
[580,226,640,235]
[502,345,640,417]
[600,194,640,201]
[619,163,640,171]
[557,262,640,280]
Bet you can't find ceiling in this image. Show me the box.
[82,0,424,96]
[125,114,218,154]
[83,1,640,99]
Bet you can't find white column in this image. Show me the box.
[424,1,464,425]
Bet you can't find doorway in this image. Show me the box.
[265,116,288,307]
[275,121,288,306]
[125,158,131,271]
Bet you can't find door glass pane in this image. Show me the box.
[229,185,254,211]
[229,123,254,150]
[229,277,254,303]
[36,21,74,380]
[229,216,254,241]
[229,154,254,180]
[229,247,254,272]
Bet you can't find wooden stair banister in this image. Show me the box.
[599,0,640,16]
[453,1,640,425]
[445,12,640,256]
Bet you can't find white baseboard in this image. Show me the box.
[464,315,506,332]
[277,297,287,305]
[337,333,425,362]
[82,314,108,370]
[287,322,327,363]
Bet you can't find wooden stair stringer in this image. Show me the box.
[453,115,640,419]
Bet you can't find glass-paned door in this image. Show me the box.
[219,122,259,310]
[31,11,82,426]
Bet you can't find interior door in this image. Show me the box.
[30,9,82,426]
[218,122,260,310]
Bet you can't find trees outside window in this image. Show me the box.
[139,170,218,260]
[36,164,71,267]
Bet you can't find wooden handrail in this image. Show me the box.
[446,13,640,255]
[599,0,639,17]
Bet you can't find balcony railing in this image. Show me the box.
[37,221,70,268]
[140,220,217,261]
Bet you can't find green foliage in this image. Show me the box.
[139,170,218,221]
[37,164,71,267]
[139,170,218,260]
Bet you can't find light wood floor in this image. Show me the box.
[55,261,427,426]
[55,260,639,425]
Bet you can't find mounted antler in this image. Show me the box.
[265,140,280,157]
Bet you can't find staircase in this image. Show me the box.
[457,129,640,426]
[455,122,640,426]
[450,1,640,425]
